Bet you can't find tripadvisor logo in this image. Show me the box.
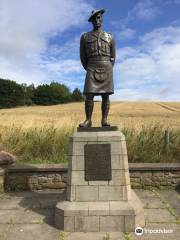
[135,227,144,235]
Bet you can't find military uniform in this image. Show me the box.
[79,8,116,127]
[80,30,116,95]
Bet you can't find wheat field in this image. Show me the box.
[0,101,179,130]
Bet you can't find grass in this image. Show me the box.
[59,231,69,240]
[0,125,74,164]
[123,233,133,240]
[124,125,180,163]
[0,102,179,164]
[0,124,179,164]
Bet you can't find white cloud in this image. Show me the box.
[118,28,136,40]
[140,26,180,47]
[1,1,180,101]
[113,26,180,101]
[0,0,93,85]
[0,57,47,85]
[111,87,179,101]
[117,0,162,28]
[165,0,180,4]
[113,0,162,43]
[0,0,90,57]
[46,36,80,60]
[46,59,82,74]
[130,0,162,21]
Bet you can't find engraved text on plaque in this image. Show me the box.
[84,144,112,181]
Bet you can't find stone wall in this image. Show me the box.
[5,164,67,191]
[1,163,179,192]
[129,163,180,189]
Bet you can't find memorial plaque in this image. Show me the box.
[85,144,112,181]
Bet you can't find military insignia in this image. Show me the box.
[101,32,112,43]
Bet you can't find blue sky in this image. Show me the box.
[0,0,180,101]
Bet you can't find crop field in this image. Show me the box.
[0,102,180,164]
[0,101,180,130]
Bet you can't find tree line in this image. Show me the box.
[0,78,84,109]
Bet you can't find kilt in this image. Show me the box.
[83,60,114,96]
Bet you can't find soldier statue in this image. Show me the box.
[79,9,116,127]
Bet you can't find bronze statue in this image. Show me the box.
[79,9,116,127]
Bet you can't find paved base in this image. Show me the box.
[54,190,144,232]
[77,126,118,132]
[0,189,179,240]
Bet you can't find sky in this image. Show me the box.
[0,0,180,101]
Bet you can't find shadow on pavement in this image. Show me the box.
[4,164,66,228]
[8,189,66,227]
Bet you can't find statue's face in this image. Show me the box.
[92,13,102,28]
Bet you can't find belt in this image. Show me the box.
[88,56,111,62]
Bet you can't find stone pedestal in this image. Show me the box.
[55,129,145,232]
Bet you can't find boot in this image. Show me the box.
[79,99,94,127]
[101,101,110,127]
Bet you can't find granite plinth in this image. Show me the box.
[54,190,145,232]
[54,130,145,232]
[66,130,130,201]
